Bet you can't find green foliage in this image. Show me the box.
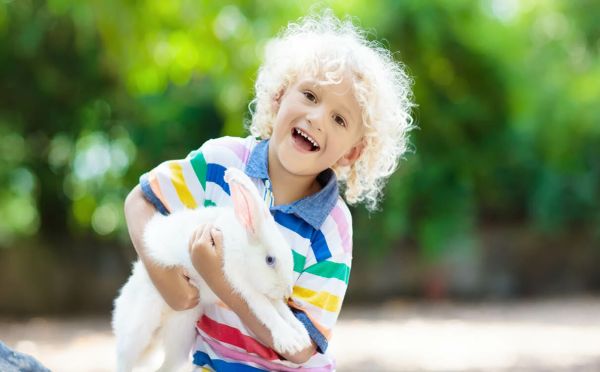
[356,0,600,262]
[1,0,599,270]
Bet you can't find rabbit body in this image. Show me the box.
[112,169,311,372]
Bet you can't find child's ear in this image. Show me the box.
[271,88,285,113]
[336,140,365,167]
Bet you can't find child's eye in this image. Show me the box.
[334,114,346,127]
[303,91,317,102]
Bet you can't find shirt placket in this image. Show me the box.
[263,179,274,208]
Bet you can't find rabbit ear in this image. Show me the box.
[226,168,268,238]
[229,182,259,236]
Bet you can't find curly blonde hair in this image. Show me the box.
[248,10,414,211]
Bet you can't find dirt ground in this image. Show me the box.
[2,297,600,371]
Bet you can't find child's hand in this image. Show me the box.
[168,266,200,310]
[142,263,199,311]
[189,224,225,283]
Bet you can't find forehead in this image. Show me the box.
[295,73,361,112]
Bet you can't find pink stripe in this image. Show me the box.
[219,138,250,163]
[202,336,333,372]
[330,205,351,253]
[196,314,279,360]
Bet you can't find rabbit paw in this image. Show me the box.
[271,323,312,355]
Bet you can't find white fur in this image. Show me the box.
[112,168,311,372]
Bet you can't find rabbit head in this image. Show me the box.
[214,168,295,301]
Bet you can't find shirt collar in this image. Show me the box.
[244,138,339,230]
[244,138,270,179]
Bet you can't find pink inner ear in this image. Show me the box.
[230,182,256,235]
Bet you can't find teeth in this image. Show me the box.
[295,128,319,148]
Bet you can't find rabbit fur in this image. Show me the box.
[112,167,311,372]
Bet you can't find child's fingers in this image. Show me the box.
[210,228,223,254]
[188,230,197,252]
[189,223,210,245]
[189,224,217,254]
[188,224,204,252]
[198,224,214,246]
[180,271,200,307]
[181,268,191,279]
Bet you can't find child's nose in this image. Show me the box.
[306,107,325,132]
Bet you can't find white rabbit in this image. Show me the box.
[112,167,312,372]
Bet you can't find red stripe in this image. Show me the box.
[196,315,280,361]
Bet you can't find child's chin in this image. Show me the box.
[281,159,316,176]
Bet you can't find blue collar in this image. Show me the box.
[244,139,339,230]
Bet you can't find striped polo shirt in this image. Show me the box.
[139,135,353,371]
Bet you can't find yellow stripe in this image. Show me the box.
[292,286,341,313]
[168,162,197,209]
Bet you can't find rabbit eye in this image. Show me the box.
[266,255,276,266]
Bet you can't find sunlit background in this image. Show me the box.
[1,0,600,370]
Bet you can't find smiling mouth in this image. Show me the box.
[292,128,320,152]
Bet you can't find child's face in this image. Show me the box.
[269,72,365,179]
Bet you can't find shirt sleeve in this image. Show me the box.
[288,252,351,354]
[139,145,210,214]
[287,202,353,354]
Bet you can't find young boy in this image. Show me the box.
[124,11,413,371]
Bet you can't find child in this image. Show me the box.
[123,10,413,371]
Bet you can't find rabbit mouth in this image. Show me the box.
[266,284,292,301]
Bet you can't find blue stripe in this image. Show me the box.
[273,211,312,239]
[292,308,329,353]
[273,211,332,262]
[139,173,169,215]
[310,230,331,262]
[206,163,230,195]
[193,351,265,371]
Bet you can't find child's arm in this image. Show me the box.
[189,225,318,364]
[124,185,199,311]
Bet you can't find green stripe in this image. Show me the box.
[292,250,306,273]
[304,261,350,284]
[189,150,207,191]
[204,199,216,207]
